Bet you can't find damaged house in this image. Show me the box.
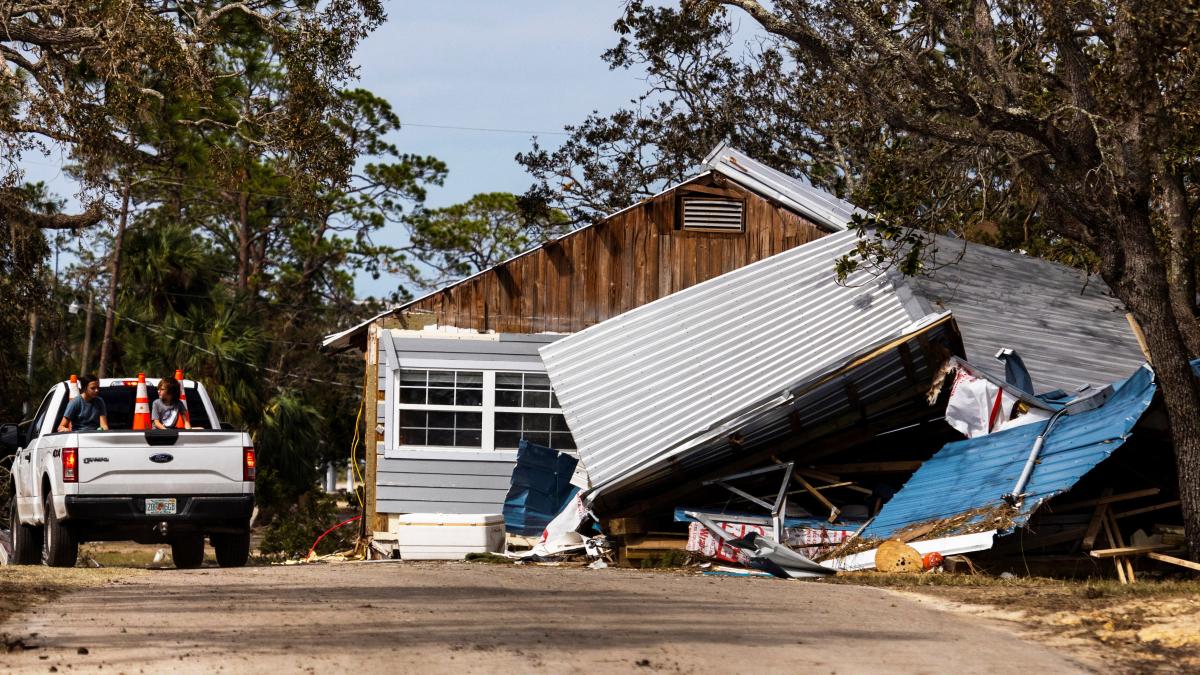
[324,145,1171,574]
[322,143,857,535]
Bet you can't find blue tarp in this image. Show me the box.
[862,362,1162,540]
[503,440,579,536]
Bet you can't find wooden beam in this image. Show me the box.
[1088,544,1173,558]
[1082,489,1112,551]
[1114,500,1182,519]
[1126,313,1152,364]
[1052,488,1161,512]
[813,461,923,474]
[1145,552,1200,572]
[796,468,872,495]
[792,472,841,523]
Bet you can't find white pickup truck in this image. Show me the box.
[1,377,255,568]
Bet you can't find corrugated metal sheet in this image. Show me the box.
[540,229,935,496]
[912,236,1145,393]
[861,363,1158,540]
[594,318,962,512]
[703,142,862,231]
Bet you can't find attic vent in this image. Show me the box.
[681,197,745,232]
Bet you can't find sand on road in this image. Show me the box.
[1,561,1090,674]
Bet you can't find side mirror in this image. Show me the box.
[0,423,22,448]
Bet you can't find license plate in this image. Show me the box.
[145,498,177,515]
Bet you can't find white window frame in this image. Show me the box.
[391,367,573,454]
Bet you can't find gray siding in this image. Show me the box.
[375,453,517,515]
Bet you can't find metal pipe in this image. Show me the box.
[1005,408,1069,504]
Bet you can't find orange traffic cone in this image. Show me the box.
[64,374,81,431]
[174,369,191,428]
[132,372,152,430]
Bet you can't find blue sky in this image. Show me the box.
[23,2,650,298]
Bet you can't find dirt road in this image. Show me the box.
[1,562,1089,674]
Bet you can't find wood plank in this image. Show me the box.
[1114,500,1182,519]
[1052,488,1161,512]
[1145,552,1200,572]
[792,472,841,523]
[1088,544,1173,558]
[1083,489,1112,551]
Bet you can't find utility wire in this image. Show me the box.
[54,297,359,390]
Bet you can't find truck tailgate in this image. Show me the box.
[74,431,248,495]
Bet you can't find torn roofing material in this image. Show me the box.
[539,229,938,499]
[911,236,1146,393]
[860,363,1158,542]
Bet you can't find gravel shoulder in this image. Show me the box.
[0,561,1089,674]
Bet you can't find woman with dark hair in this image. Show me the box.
[153,377,191,429]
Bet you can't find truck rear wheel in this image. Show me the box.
[7,493,43,565]
[212,531,250,568]
[171,535,205,569]
[41,493,78,567]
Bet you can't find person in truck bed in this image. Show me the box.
[58,374,109,432]
[153,376,191,429]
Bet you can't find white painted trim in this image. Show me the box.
[821,530,997,572]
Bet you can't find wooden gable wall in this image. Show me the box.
[402,176,830,333]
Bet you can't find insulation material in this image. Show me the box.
[686,520,855,563]
[944,367,1018,438]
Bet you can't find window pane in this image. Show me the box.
[456,371,483,388]
[524,374,551,390]
[400,387,426,404]
[551,393,560,408]
[553,433,577,450]
[551,414,570,432]
[456,389,482,406]
[495,390,521,408]
[526,432,551,447]
[400,410,427,427]
[456,412,483,429]
[428,370,456,386]
[427,411,455,429]
[456,429,482,447]
[496,372,523,389]
[428,428,454,446]
[523,390,551,409]
[400,370,426,386]
[523,414,551,431]
[494,431,522,449]
[495,412,521,431]
[400,428,427,445]
[428,388,454,405]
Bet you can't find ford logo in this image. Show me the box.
[150,453,174,464]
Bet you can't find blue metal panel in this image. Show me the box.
[503,440,580,535]
[862,363,1160,539]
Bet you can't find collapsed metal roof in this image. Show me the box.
[540,230,943,503]
[912,236,1146,393]
[542,230,1146,507]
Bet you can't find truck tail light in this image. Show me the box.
[62,448,78,483]
[243,448,256,482]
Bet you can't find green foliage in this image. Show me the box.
[400,192,571,289]
[0,184,56,418]
[258,490,352,559]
